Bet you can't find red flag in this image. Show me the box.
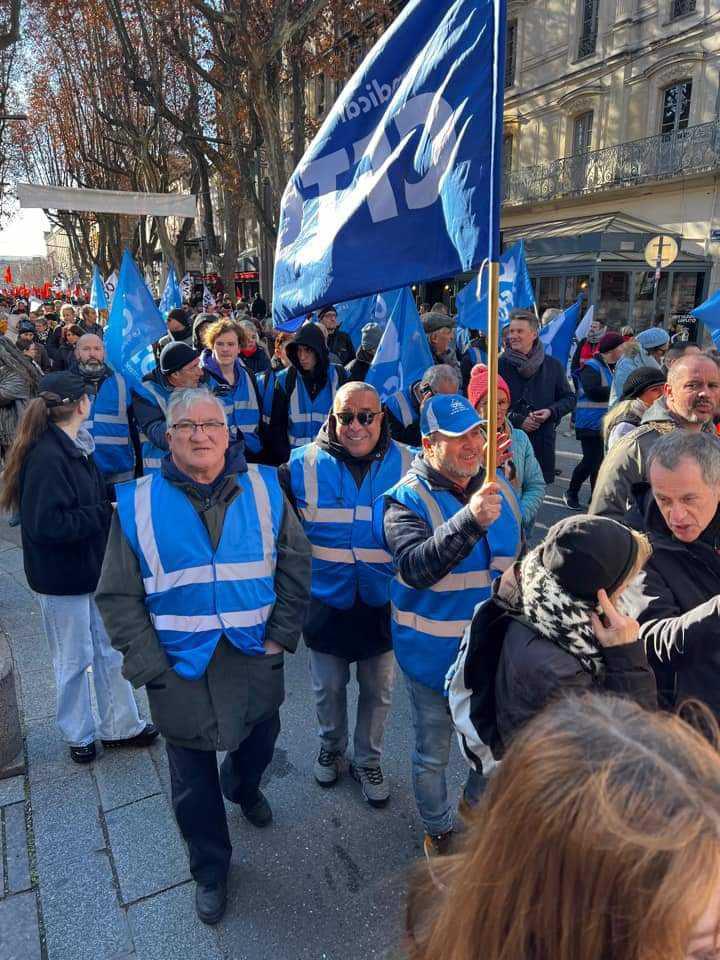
[3,266,12,285]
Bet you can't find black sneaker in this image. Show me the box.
[101,723,160,749]
[195,879,227,925]
[239,790,273,828]
[70,743,96,764]
[563,491,582,510]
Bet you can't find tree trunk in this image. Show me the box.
[220,184,241,301]
[291,54,306,168]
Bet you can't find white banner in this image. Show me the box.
[16,183,197,218]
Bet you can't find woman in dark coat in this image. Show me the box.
[448,514,656,766]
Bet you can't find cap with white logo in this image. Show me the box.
[420,393,483,438]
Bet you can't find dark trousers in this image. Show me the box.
[166,711,281,884]
[569,434,605,496]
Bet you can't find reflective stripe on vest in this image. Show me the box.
[288,367,339,448]
[386,389,415,428]
[84,372,134,480]
[116,467,283,679]
[212,365,261,452]
[575,358,612,432]
[136,381,171,473]
[289,439,412,608]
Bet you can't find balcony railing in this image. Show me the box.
[503,120,720,207]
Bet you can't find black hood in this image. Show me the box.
[286,322,329,381]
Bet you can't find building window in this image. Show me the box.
[505,20,517,88]
[348,37,363,73]
[503,134,514,179]
[661,80,692,135]
[670,0,696,18]
[572,111,594,155]
[577,0,599,59]
[315,73,326,117]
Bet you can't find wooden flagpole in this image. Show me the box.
[485,260,500,477]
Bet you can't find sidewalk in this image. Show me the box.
[0,437,578,960]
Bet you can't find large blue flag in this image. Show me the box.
[273,0,507,326]
[105,250,166,385]
[692,288,720,348]
[159,266,182,319]
[366,287,433,400]
[336,288,405,347]
[89,264,108,311]
[539,298,583,371]
[455,240,535,331]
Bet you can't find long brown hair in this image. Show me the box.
[0,396,77,512]
[407,694,720,960]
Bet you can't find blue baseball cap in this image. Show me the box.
[420,393,483,438]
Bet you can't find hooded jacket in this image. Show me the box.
[95,443,312,750]
[130,367,176,457]
[610,341,663,406]
[266,322,346,465]
[589,397,712,526]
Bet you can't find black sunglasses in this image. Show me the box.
[335,411,381,427]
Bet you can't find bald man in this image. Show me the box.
[590,353,720,527]
[75,333,136,484]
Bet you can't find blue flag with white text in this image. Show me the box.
[105,250,166,386]
[455,241,535,331]
[336,288,405,347]
[539,298,583,371]
[89,264,108,311]
[159,266,182,319]
[692,288,720,348]
[365,288,433,400]
[273,0,507,326]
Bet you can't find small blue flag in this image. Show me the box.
[89,264,109,311]
[159,266,182,319]
[335,288,405,347]
[366,288,434,400]
[273,0,507,326]
[455,240,535,331]
[692,288,720,348]
[105,250,166,385]
[539,298,583,371]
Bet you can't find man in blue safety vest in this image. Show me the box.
[280,382,414,807]
[382,393,522,858]
[96,387,311,925]
[73,333,135,485]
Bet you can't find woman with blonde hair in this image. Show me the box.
[408,692,720,960]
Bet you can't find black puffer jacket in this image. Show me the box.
[627,501,720,718]
[19,424,112,595]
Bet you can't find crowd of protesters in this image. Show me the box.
[3,281,720,953]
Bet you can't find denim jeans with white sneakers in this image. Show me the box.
[37,593,146,747]
[404,675,486,836]
[309,649,395,767]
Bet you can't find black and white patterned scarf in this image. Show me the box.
[519,547,605,678]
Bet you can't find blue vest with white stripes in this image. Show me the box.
[85,371,134,482]
[133,378,173,474]
[289,440,414,610]
[277,366,340,448]
[208,362,261,455]
[385,387,417,430]
[257,370,274,426]
[115,466,284,679]
[387,472,522,692]
[574,357,612,433]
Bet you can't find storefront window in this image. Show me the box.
[564,275,591,306]
[631,270,669,331]
[538,276,562,315]
[597,272,629,327]
[670,272,704,315]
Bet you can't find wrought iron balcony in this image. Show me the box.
[503,120,720,207]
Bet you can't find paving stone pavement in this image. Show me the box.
[0,433,580,960]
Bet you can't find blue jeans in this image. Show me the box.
[37,593,146,747]
[404,675,485,836]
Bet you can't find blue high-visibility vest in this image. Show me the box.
[386,471,522,692]
[84,371,135,482]
[133,379,173,474]
[289,440,414,609]
[385,386,418,430]
[257,370,274,426]
[277,366,340,448]
[207,361,261,455]
[115,466,284,680]
[574,357,612,433]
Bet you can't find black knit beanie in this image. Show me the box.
[540,515,638,603]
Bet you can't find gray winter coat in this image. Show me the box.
[95,454,312,751]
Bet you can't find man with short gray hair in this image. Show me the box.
[628,430,720,721]
[385,363,460,447]
[96,386,311,924]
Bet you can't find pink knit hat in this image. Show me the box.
[467,363,511,410]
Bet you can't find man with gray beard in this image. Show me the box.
[590,354,720,527]
[73,333,136,484]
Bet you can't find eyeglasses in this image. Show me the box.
[335,411,381,427]
[170,420,226,437]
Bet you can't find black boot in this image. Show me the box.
[195,878,227,925]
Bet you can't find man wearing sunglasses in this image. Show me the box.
[280,382,414,807]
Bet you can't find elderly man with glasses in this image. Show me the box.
[96,387,311,925]
[280,382,414,806]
